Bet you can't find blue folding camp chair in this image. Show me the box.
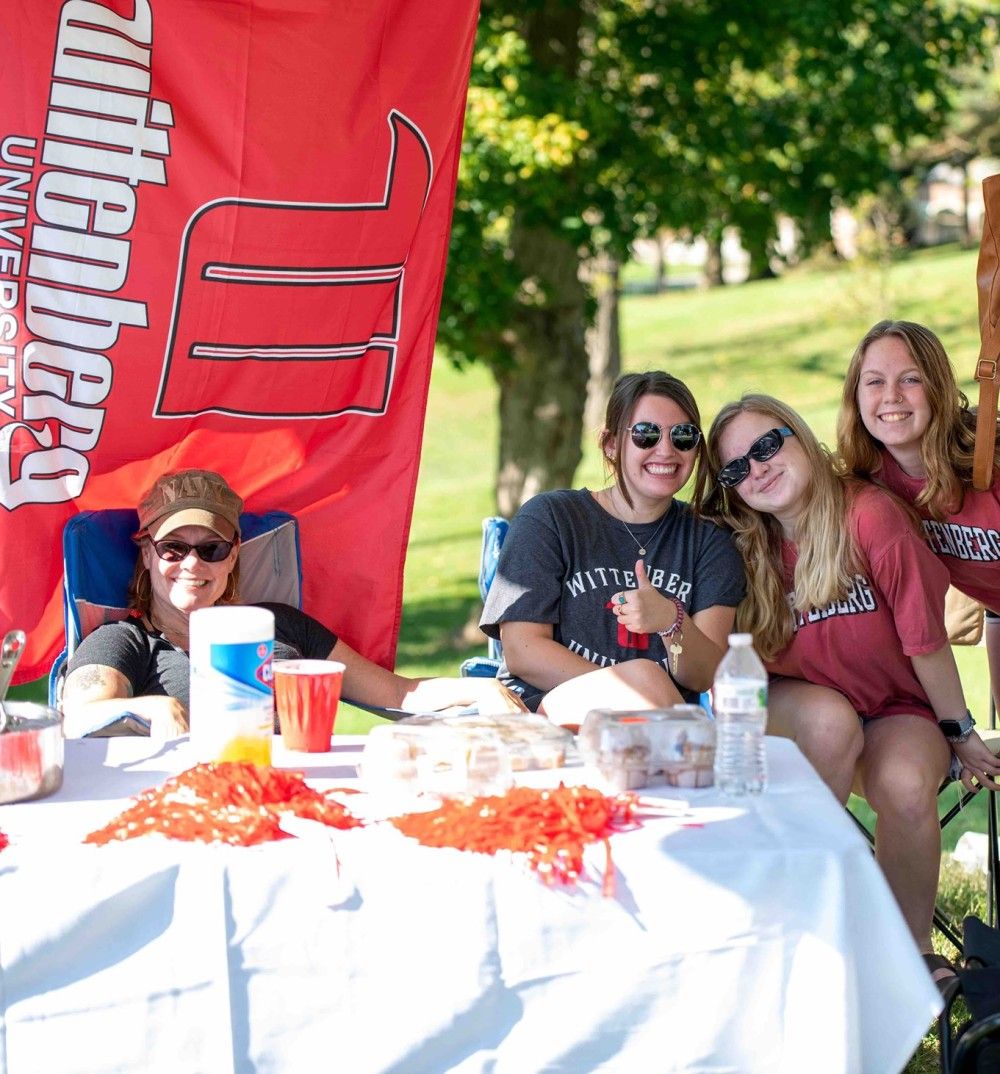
[49,506,414,727]
[460,516,508,679]
[49,508,302,707]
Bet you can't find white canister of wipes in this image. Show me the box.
[189,605,275,765]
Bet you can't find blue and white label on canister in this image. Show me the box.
[189,605,276,763]
[209,639,274,701]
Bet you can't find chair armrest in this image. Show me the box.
[48,651,67,708]
[460,657,501,679]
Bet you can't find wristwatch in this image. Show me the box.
[939,710,976,743]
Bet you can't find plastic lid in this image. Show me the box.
[190,604,275,646]
[728,633,753,645]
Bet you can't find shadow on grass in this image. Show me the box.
[646,318,850,377]
[397,591,489,666]
[404,526,485,551]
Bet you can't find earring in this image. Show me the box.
[135,569,151,607]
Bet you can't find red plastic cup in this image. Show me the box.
[273,659,345,751]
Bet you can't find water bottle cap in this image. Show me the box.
[728,633,753,646]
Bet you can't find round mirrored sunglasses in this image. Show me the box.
[627,421,702,452]
[717,426,795,488]
[151,538,236,563]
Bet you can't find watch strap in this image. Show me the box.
[941,709,976,742]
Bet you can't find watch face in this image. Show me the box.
[939,720,962,737]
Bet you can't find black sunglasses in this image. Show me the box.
[151,538,236,563]
[626,421,702,452]
[717,427,795,488]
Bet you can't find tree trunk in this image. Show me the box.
[742,228,777,281]
[653,234,667,293]
[736,208,777,281]
[492,3,587,518]
[961,160,972,247]
[703,228,725,287]
[495,222,590,517]
[584,253,621,438]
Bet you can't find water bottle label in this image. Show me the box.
[713,683,766,712]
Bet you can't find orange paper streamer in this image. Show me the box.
[390,784,637,895]
[85,762,362,847]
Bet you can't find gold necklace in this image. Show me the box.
[604,489,671,557]
[146,614,189,651]
[620,513,670,557]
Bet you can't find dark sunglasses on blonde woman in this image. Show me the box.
[626,421,702,451]
[151,538,236,563]
[717,427,795,488]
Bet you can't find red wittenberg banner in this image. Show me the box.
[0,1,478,682]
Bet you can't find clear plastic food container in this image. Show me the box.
[401,713,576,771]
[361,722,513,797]
[578,706,715,792]
[360,713,576,797]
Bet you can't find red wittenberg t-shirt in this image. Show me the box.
[879,449,1000,614]
[766,484,949,720]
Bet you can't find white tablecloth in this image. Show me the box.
[0,736,939,1074]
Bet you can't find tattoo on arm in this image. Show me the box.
[74,665,107,691]
[64,663,131,701]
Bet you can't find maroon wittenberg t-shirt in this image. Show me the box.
[879,449,1000,615]
[766,484,949,721]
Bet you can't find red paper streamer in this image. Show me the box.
[390,785,637,895]
[0,829,8,852]
[85,763,362,847]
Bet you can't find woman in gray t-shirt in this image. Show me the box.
[481,372,745,727]
[62,469,527,738]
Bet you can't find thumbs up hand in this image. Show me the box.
[611,559,679,635]
[635,558,653,590]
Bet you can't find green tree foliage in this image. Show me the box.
[902,21,1000,245]
[439,1,992,512]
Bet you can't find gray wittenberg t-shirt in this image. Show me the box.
[480,489,746,707]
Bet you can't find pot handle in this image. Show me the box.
[0,629,27,733]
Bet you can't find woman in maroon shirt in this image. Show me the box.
[699,393,999,987]
[839,318,1000,741]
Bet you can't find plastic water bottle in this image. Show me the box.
[189,605,275,765]
[712,633,767,795]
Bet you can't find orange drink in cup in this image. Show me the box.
[273,660,345,751]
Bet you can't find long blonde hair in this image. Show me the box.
[838,319,996,518]
[696,394,859,661]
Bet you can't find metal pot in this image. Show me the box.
[0,702,64,804]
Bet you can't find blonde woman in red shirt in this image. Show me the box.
[699,393,999,988]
